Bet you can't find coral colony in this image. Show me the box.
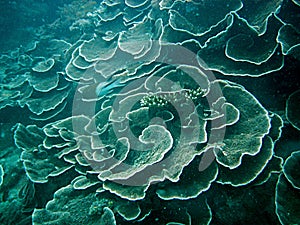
[0,0,299,224]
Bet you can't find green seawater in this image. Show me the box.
[0,0,299,224]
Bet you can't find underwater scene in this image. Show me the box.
[0,0,300,224]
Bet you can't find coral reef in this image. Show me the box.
[0,0,300,224]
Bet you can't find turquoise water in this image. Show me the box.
[0,0,300,224]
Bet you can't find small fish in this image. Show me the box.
[95,79,126,97]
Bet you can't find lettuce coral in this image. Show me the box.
[0,0,299,224]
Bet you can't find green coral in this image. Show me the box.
[0,0,299,224]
